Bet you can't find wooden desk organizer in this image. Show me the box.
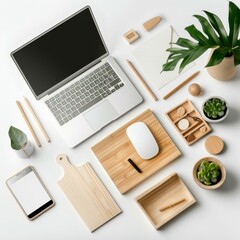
[166,99,211,145]
[136,172,196,229]
[92,109,181,194]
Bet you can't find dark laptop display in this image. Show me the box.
[11,7,108,99]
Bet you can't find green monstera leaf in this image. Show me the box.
[162,1,240,73]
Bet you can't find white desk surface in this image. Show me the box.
[1,0,240,239]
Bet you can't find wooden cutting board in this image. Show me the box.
[92,109,181,194]
[56,154,121,232]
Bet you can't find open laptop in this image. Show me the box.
[11,6,143,148]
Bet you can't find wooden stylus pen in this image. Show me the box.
[126,60,158,101]
[24,97,50,142]
[163,71,200,100]
[16,100,41,147]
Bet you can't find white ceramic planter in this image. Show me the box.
[201,96,229,123]
[14,140,34,158]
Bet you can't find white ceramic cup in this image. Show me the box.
[14,140,34,158]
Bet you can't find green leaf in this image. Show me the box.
[193,14,221,45]
[175,37,199,49]
[179,46,208,72]
[206,47,230,67]
[233,47,240,65]
[203,10,229,47]
[162,2,240,73]
[185,25,209,45]
[8,126,27,150]
[166,47,188,54]
[162,58,181,71]
[228,1,240,47]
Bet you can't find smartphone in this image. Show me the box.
[6,166,55,220]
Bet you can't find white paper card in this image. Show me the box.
[131,25,194,90]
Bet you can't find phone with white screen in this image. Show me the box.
[6,166,55,220]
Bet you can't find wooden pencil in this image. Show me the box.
[16,100,41,147]
[163,71,200,100]
[126,60,158,101]
[24,97,50,142]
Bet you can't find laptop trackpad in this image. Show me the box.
[84,100,119,131]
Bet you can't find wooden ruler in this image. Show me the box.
[57,154,121,232]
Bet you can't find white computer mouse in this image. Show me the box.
[126,122,159,160]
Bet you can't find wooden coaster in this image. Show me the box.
[205,136,224,155]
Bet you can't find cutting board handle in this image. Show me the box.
[56,154,72,170]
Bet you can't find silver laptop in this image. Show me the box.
[11,6,142,148]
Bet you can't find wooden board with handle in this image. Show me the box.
[92,109,181,194]
[56,154,121,232]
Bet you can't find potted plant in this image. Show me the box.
[162,1,240,80]
[8,126,34,158]
[193,157,226,190]
[201,96,229,122]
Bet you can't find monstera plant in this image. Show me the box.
[162,1,240,75]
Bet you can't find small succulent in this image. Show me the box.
[203,98,227,119]
[197,160,221,185]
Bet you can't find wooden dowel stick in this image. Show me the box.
[23,97,50,142]
[16,100,41,147]
[159,198,185,211]
[126,60,158,101]
[163,71,200,100]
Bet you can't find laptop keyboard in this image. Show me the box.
[45,62,124,126]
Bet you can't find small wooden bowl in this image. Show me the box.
[193,157,226,190]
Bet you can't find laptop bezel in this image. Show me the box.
[10,5,109,100]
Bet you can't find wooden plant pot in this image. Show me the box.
[206,54,236,81]
[193,157,226,190]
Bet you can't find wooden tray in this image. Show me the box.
[166,99,211,145]
[136,172,196,229]
[57,154,121,232]
[91,109,181,194]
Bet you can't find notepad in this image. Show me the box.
[131,25,194,90]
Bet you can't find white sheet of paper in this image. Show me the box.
[131,25,194,90]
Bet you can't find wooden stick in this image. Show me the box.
[16,100,41,147]
[159,198,185,211]
[23,97,50,142]
[126,60,158,101]
[163,71,200,100]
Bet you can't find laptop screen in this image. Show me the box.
[11,7,108,99]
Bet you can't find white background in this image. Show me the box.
[1,0,240,239]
